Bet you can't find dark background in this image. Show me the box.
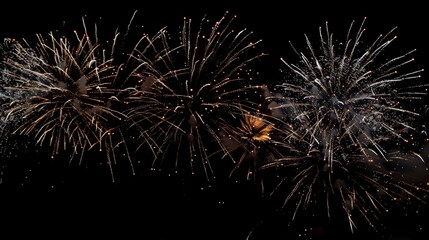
[1,1,428,239]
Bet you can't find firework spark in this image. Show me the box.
[265,18,429,231]
[121,12,267,179]
[1,19,133,181]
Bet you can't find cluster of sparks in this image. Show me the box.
[1,13,428,232]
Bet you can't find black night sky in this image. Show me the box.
[1,1,429,239]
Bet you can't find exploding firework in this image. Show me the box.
[0,19,133,181]
[122,12,267,179]
[265,18,429,231]
[220,111,275,179]
[218,106,298,181]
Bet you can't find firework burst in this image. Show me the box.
[121,12,267,180]
[265,18,429,231]
[220,111,274,179]
[1,19,133,181]
[218,105,299,181]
